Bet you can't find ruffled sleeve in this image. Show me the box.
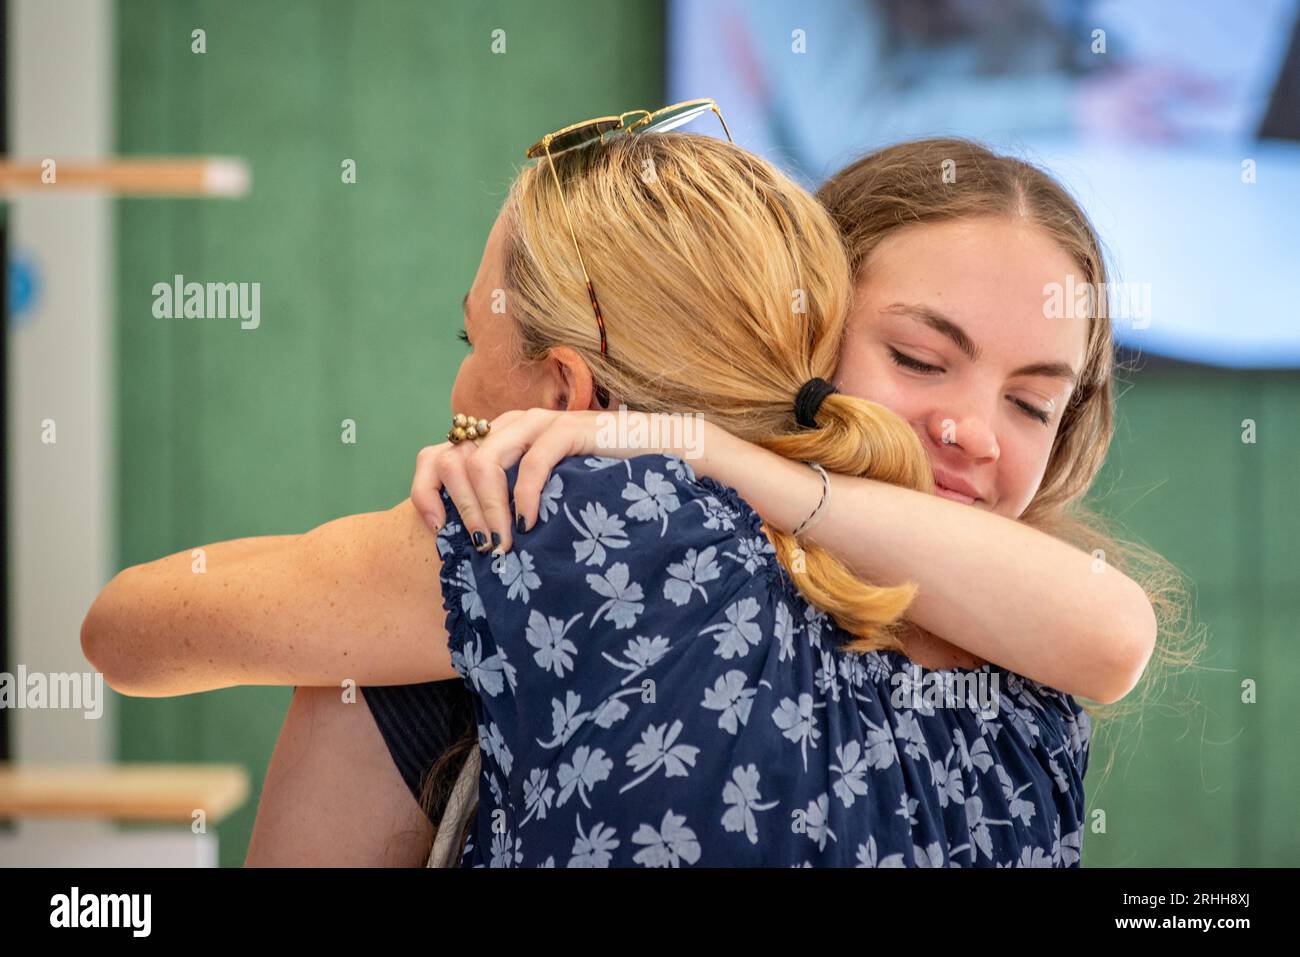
[433,453,763,793]
[1067,697,1093,780]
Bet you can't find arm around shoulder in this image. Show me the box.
[689,421,1161,703]
[80,499,458,696]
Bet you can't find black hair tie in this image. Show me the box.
[794,377,837,428]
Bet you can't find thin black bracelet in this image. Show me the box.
[792,462,831,537]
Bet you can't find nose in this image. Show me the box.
[925,407,999,462]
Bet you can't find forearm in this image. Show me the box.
[697,426,1155,702]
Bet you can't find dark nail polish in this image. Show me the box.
[472,530,487,549]
[516,513,528,534]
[490,532,502,550]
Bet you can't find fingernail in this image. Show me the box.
[490,532,502,551]
[425,515,441,532]
[516,513,528,534]
[472,530,487,549]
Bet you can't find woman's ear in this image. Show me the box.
[544,346,597,411]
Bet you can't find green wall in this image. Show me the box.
[114,0,1299,867]
[1082,368,1299,866]
[115,0,665,868]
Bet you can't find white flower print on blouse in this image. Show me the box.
[435,454,1091,867]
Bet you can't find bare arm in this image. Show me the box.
[696,428,1156,704]
[80,499,457,696]
[414,410,1156,704]
[246,686,433,867]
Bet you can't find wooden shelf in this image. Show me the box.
[0,763,250,824]
[0,157,250,196]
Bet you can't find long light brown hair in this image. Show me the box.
[817,137,1205,758]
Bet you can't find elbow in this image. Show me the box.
[1091,585,1159,705]
[81,571,151,696]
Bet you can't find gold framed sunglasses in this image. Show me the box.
[524,98,735,408]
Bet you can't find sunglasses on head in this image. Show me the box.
[524,98,734,408]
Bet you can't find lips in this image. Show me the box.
[931,468,984,503]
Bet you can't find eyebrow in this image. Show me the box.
[461,292,470,317]
[882,303,1078,383]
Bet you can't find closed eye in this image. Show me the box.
[1012,398,1051,424]
[888,347,941,374]
[457,329,471,348]
[890,347,1052,425]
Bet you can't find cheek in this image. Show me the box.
[449,354,478,412]
[836,350,934,459]
[854,368,930,438]
[869,373,924,422]
[449,348,536,420]
[993,434,1054,517]
[993,458,1031,517]
[837,348,912,415]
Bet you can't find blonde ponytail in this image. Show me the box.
[504,131,934,652]
[761,391,935,653]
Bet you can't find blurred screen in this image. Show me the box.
[669,0,1300,367]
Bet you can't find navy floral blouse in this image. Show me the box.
[427,453,1091,867]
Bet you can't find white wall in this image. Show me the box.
[6,0,113,778]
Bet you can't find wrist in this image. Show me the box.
[692,419,735,480]
[689,425,822,535]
